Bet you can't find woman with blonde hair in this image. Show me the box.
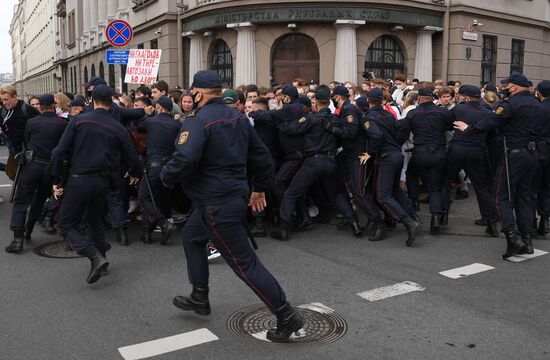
[54,92,71,119]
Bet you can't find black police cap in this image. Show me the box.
[418,87,434,97]
[297,95,312,109]
[191,70,222,89]
[282,85,298,99]
[84,76,107,88]
[39,94,56,106]
[536,80,550,97]
[332,86,349,97]
[70,99,85,107]
[92,85,115,102]
[500,72,530,87]
[367,88,384,101]
[355,96,368,111]
[458,85,481,98]
[156,96,173,111]
[484,83,497,93]
[315,86,331,101]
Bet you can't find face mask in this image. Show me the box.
[190,91,200,110]
[396,84,404,90]
[501,88,511,98]
[113,99,120,106]
[86,90,93,97]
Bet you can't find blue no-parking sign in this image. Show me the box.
[106,20,133,47]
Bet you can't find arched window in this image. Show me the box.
[99,61,105,80]
[209,39,233,87]
[271,33,319,85]
[108,64,116,88]
[91,64,96,77]
[84,66,88,84]
[365,35,405,80]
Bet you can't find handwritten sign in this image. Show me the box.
[124,49,162,85]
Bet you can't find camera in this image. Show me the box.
[362,71,374,81]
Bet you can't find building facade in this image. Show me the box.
[179,0,550,88]
[11,0,181,98]
[10,0,550,96]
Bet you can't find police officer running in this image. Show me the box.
[454,72,543,258]
[50,85,141,284]
[161,70,304,343]
[137,96,178,244]
[6,94,67,253]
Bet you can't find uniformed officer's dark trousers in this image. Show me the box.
[10,162,51,232]
[182,196,286,311]
[138,166,170,228]
[375,151,414,221]
[493,150,539,234]
[346,156,381,220]
[273,158,303,203]
[107,174,129,230]
[536,157,550,217]
[59,176,109,254]
[406,146,446,214]
[280,155,339,223]
[447,144,497,222]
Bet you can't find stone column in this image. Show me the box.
[82,0,90,34]
[184,32,204,81]
[414,26,443,82]
[228,22,256,85]
[334,20,364,84]
[98,0,107,26]
[89,2,98,31]
[118,0,130,20]
[108,0,118,19]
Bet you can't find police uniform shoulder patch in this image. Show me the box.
[364,121,370,130]
[186,110,196,118]
[298,116,307,123]
[495,107,504,115]
[178,131,190,145]
[346,115,354,123]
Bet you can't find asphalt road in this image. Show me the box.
[1,151,549,360]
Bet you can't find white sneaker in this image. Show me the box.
[127,199,138,214]
[207,245,221,260]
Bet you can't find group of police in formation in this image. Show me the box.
[2,69,550,343]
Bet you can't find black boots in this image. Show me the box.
[430,214,441,234]
[173,286,211,316]
[369,217,385,241]
[537,217,549,236]
[117,227,129,246]
[24,220,35,242]
[440,212,449,226]
[402,216,421,247]
[141,226,152,243]
[5,232,24,253]
[251,217,267,237]
[517,235,534,255]
[502,231,526,259]
[80,245,109,284]
[271,220,290,241]
[159,220,176,245]
[266,302,305,343]
[485,222,500,237]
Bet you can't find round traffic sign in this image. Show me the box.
[106,20,133,47]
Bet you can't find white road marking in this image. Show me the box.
[504,249,548,263]
[250,302,333,342]
[439,263,495,279]
[357,281,425,302]
[118,328,218,360]
[0,184,12,187]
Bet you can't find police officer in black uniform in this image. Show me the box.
[535,80,550,235]
[448,85,499,237]
[161,70,304,343]
[274,86,356,240]
[454,72,543,258]
[398,87,454,234]
[365,88,421,246]
[137,96,179,244]
[6,94,67,253]
[50,85,141,284]
[332,86,384,236]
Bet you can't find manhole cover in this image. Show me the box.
[227,303,347,346]
[33,240,82,259]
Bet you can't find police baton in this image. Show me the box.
[9,161,22,203]
[141,158,158,213]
